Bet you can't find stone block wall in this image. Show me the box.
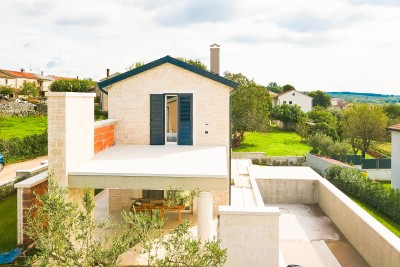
[107,63,231,151]
[109,189,142,213]
[218,206,280,267]
[94,119,116,154]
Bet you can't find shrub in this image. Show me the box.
[94,106,108,121]
[0,131,48,163]
[50,79,96,93]
[326,166,400,224]
[307,133,350,156]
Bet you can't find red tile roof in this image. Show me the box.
[387,123,400,132]
[0,69,39,79]
[49,75,76,81]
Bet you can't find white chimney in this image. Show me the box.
[210,43,220,75]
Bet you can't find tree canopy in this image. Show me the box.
[343,104,388,158]
[176,57,208,71]
[225,72,271,143]
[271,104,305,124]
[282,84,296,93]
[266,82,282,94]
[19,82,40,97]
[307,90,331,108]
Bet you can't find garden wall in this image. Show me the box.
[0,102,46,116]
[306,153,353,175]
[232,152,305,166]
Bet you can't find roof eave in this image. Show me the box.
[97,55,238,95]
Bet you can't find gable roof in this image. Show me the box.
[388,123,400,132]
[97,55,238,94]
[276,89,312,99]
[0,69,39,79]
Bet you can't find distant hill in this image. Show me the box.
[327,91,400,104]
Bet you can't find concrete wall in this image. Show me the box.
[276,91,312,112]
[94,119,116,154]
[47,92,95,186]
[318,178,400,267]
[257,178,318,204]
[306,153,353,175]
[107,63,231,149]
[392,132,400,189]
[218,206,280,267]
[365,169,391,181]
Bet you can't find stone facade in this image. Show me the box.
[109,189,142,213]
[106,63,231,150]
[46,92,95,186]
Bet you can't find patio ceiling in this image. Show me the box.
[68,145,229,191]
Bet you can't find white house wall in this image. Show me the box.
[277,91,312,112]
[107,63,231,149]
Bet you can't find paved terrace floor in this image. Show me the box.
[231,159,369,267]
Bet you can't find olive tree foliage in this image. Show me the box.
[224,72,271,142]
[343,104,388,158]
[308,132,351,156]
[26,178,226,267]
[307,107,339,140]
[19,82,40,97]
[307,90,331,108]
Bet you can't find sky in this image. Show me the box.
[1,0,400,94]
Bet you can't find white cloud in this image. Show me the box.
[0,0,399,94]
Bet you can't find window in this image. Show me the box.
[289,101,293,104]
[292,93,295,96]
[5,79,7,85]
[283,101,287,104]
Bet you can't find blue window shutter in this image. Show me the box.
[178,94,193,145]
[150,94,165,145]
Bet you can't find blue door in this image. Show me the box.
[178,94,193,145]
[150,94,165,145]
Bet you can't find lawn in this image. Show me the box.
[233,128,312,156]
[0,194,17,253]
[0,116,47,139]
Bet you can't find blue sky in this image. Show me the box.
[1,0,400,94]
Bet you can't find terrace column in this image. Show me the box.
[197,191,213,242]
[46,92,95,198]
[391,130,400,189]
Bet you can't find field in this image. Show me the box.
[233,127,312,156]
[0,116,47,139]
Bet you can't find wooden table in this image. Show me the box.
[130,203,185,223]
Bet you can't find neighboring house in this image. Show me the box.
[96,70,121,111]
[272,89,313,112]
[0,69,75,96]
[0,69,40,90]
[388,123,400,189]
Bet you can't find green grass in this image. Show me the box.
[0,116,47,139]
[0,194,18,253]
[233,127,312,156]
[349,195,400,238]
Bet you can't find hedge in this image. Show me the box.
[326,165,400,224]
[49,79,96,93]
[0,131,48,164]
[0,177,26,201]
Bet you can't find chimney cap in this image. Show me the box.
[210,43,220,48]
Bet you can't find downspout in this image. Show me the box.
[229,92,232,205]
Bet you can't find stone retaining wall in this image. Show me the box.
[0,101,46,116]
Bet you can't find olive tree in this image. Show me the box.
[343,104,388,158]
[26,177,226,267]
